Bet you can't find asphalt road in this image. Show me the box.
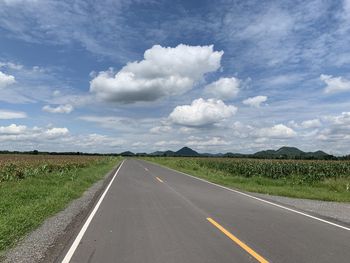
[60,159,350,263]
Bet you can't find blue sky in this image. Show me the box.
[1,0,350,155]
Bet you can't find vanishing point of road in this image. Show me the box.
[59,159,350,263]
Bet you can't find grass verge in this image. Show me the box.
[0,156,122,255]
[144,157,350,203]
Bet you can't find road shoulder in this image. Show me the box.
[252,192,350,226]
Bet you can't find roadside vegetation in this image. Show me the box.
[0,154,122,256]
[145,157,350,202]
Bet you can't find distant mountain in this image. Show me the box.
[253,146,333,159]
[138,146,333,160]
[304,150,330,158]
[175,147,200,157]
[276,146,304,156]
[164,150,176,156]
[136,152,147,156]
[149,147,198,157]
[149,150,176,156]
[201,152,224,157]
[120,151,135,156]
[223,152,247,158]
[149,151,165,156]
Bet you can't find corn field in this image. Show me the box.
[0,155,108,182]
[173,158,350,184]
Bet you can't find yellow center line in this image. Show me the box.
[156,177,164,183]
[207,217,269,263]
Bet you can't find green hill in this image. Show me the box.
[175,147,200,157]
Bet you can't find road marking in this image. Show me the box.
[156,176,163,183]
[207,218,269,263]
[145,168,149,171]
[61,160,125,263]
[147,161,350,232]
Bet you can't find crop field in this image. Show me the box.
[193,158,350,183]
[145,157,350,202]
[0,154,108,182]
[0,154,121,255]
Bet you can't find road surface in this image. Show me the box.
[60,159,350,263]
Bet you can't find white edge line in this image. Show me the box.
[61,160,125,263]
[145,160,350,232]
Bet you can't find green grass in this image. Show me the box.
[0,156,122,255]
[144,157,350,202]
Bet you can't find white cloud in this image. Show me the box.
[0,125,69,141]
[232,121,254,138]
[0,110,27,119]
[43,127,69,139]
[150,125,172,134]
[0,123,127,152]
[169,98,237,127]
[255,124,297,139]
[301,119,321,128]
[242,95,267,108]
[287,120,300,129]
[320,74,350,93]
[0,71,16,88]
[90,44,223,103]
[0,124,27,134]
[42,104,74,114]
[204,77,240,100]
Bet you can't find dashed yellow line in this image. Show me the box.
[207,218,269,263]
[156,177,163,183]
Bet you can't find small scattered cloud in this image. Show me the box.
[262,74,305,86]
[53,90,61,96]
[323,111,350,125]
[90,44,223,103]
[131,141,148,147]
[150,125,172,134]
[169,98,237,127]
[321,74,350,94]
[42,104,74,114]
[154,140,181,147]
[0,61,24,70]
[204,77,240,100]
[301,119,321,129]
[0,109,27,119]
[242,95,267,108]
[186,136,229,147]
[0,71,16,88]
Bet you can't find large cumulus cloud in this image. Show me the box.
[90,44,223,103]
